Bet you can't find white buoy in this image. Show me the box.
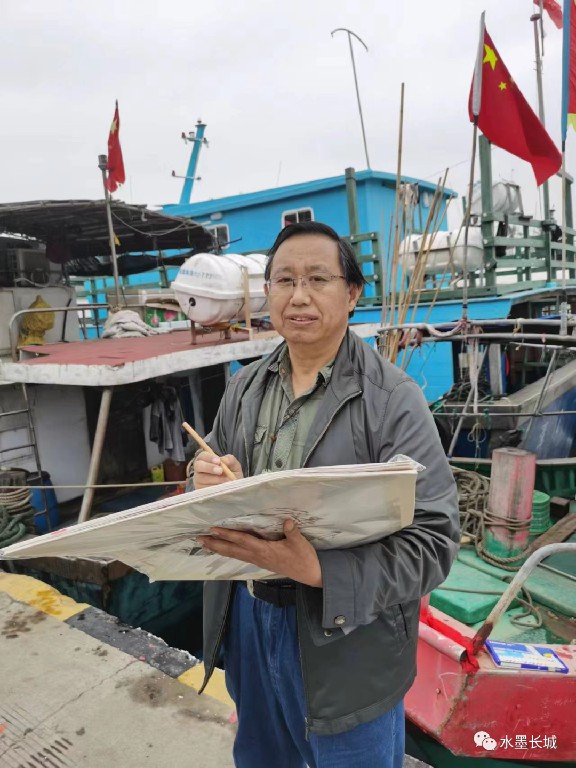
[172,252,268,325]
[399,228,484,276]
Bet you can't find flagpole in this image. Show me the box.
[98,154,122,309]
[532,8,552,220]
[561,0,570,333]
[463,11,487,324]
[561,141,568,326]
[462,123,479,324]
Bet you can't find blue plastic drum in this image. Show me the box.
[29,471,60,534]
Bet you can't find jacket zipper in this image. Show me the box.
[199,584,233,694]
[297,390,361,737]
[243,429,251,476]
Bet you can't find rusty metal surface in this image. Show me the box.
[6,555,131,585]
[407,614,576,761]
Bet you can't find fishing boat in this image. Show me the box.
[377,314,576,766]
[375,119,576,763]
[0,199,246,648]
[0,197,385,653]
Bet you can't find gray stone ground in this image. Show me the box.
[0,589,430,767]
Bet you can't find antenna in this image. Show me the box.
[331,28,371,169]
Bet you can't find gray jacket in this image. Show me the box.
[199,330,459,735]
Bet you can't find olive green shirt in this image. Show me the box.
[251,346,334,475]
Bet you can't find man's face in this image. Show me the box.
[265,234,361,350]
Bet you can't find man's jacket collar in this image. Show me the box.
[240,330,363,472]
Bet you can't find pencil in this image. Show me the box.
[181,421,237,481]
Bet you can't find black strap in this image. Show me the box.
[251,579,297,607]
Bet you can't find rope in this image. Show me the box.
[436,581,543,629]
[453,467,536,570]
[0,481,185,491]
[450,468,543,626]
[451,467,576,629]
[453,467,490,543]
[0,505,33,547]
[110,210,194,238]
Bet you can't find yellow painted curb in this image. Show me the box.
[178,663,235,708]
[0,572,89,621]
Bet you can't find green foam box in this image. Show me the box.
[458,541,576,618]
[430,559,513,624]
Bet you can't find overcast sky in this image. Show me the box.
[1,0,572,229]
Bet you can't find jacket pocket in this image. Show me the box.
[391,603,410,651]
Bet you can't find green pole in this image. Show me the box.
[345,167,361,257]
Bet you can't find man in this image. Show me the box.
[193,221,459,768]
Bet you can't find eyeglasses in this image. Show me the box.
[266,274,346,295]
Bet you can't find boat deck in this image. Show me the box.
[0,323,381,386]
[0,328,281,386]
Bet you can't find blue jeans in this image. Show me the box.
[223,584,405,768]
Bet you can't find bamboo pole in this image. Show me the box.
[388,82,406,356]
[394,185,414,338]
[401,194,455,371]
[392,177,446,363]
[398,178,448,368]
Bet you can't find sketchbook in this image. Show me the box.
[0,456,420,582]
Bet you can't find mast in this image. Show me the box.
[176,120,208,206]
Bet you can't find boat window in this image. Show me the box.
[207,224,230,249]
[282,208,314,227]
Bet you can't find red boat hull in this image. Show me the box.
[405,608,576,762]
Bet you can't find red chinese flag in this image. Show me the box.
[106,101,125,193]
[534,0,563,29]
[469,29,562,185]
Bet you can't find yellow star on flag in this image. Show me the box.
[499,81,507,91]
[110,118,118,134]
[483,44,498,71]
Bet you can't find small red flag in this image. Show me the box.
[534,0,563,29]
[469,29,562,185]
[105,101,125,193]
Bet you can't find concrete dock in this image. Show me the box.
[0,572,235,767]
[0,572,429,767]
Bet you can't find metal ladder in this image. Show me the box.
[0,382,50,531]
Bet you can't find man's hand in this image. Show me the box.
[192,452,243,490]
[198,520,323,588]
